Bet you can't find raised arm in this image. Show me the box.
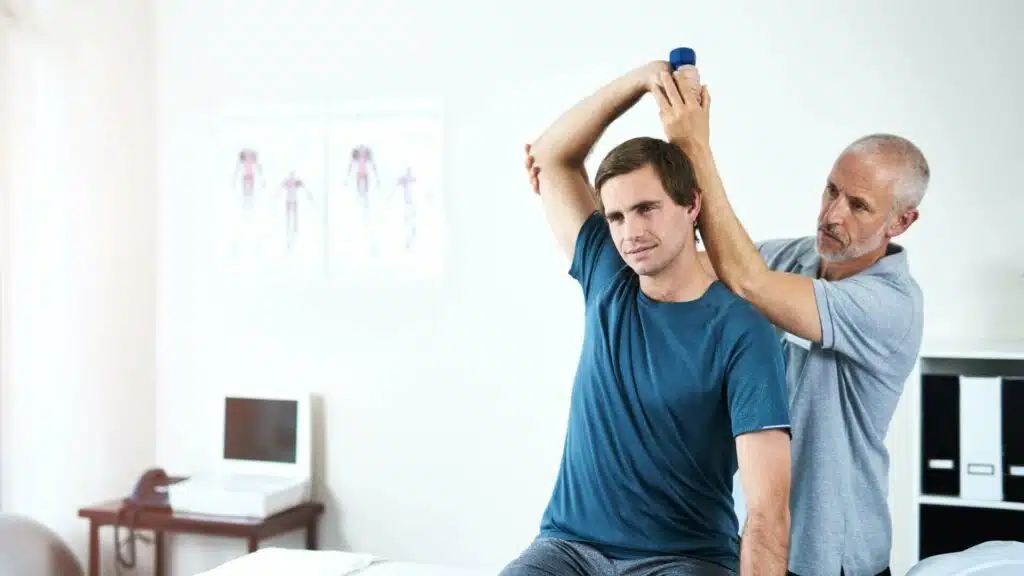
[652,70,823,343]
[526,61,668,261]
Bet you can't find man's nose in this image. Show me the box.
[623,216,644,239]
[822,198,848,224]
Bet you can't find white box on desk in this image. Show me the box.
[169,475,310,519]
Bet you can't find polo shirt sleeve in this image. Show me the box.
[755,238,801,267]
[811,273,921,373]
[724,303,792,438]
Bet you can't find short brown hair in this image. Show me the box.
[593,137,698,213]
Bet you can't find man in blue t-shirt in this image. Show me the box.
[499,61,793,576]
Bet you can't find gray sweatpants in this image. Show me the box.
[498,537,735,576]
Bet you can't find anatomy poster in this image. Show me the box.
[214,106,327,280]
[327,100,445,280]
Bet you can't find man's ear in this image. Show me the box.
[887,208,919,238]
[687,187,702,219]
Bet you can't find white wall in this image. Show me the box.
[1,0,158,569]
[155,1,1024,575]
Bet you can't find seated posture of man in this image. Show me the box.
[504,61,792,576]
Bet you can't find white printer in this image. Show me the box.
[169,391,313,519]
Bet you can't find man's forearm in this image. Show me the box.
[687,144,768,297]
[740,510,790,575]
[531,65,653,167]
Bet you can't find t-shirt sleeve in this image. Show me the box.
[568,211,626,302]
[724,303,791,437]
[811,273,922,374]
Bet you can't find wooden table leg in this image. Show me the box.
[247,536,259,553]
[88,521,99,576]
[154,531,166,576]
[305,520,318,550]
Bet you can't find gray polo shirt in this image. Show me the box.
[756,237,923,576]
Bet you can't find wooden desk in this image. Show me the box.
[77,500,324,576]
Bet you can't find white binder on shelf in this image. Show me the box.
[959,376,1003,501]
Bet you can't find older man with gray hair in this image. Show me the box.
[648,70,929,576]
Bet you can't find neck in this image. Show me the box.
[639,246,714,302]
[819,242,889,281]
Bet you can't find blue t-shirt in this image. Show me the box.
[539,212,790,573]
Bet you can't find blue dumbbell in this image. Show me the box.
[669,47,696,71]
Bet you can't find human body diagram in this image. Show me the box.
[278,171,314,249]
[232,148,264,208]
[346,145,380,215]
[395,167,419,249]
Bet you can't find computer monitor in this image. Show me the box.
[217,391,311,479]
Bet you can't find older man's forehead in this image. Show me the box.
[832,152,899,198]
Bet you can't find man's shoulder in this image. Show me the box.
[815,245,924,368]
[707,283,780,340]
[756,236,815,252]
[583,265,637,306]
[867,243,923,294]
[836,244,923,311]
[755,236,817,270]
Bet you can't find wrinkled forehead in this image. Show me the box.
[829,151,900,203]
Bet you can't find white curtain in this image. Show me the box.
[2,0,96,520]
[0,2,157,562]
[0,0,13,511]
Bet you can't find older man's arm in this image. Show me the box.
[651,70,823,343]
[689,145,823,343]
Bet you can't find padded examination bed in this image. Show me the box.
[196,547,493,576]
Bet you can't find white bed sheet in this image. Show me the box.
[196,547,492,576]
[204,542,1024,576]
[906,541,1024,576]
